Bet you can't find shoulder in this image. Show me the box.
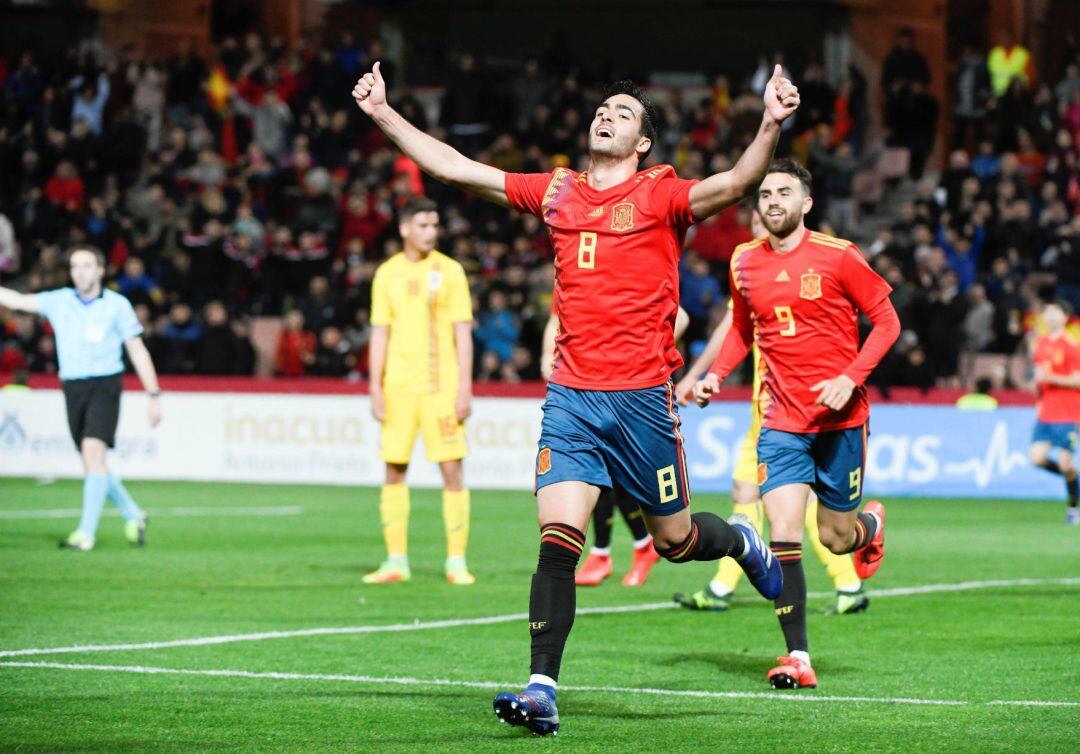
[375,254,402,274]
[730,237,767,265]
[807,230,857,253]
[432,251,467,276]
[636,165,679,182]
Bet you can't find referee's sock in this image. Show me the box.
[76,474,109,539]
[107,472,142,523]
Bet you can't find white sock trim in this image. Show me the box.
[708,581,734,597]
[632,535,653,549]
[589,547,611,557]
[529,674,557,689]
[789,650,811,666]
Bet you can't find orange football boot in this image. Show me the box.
[768,655,818,689]
[621,541,660,586]
[575,553,613,586]
[853,500,885,580]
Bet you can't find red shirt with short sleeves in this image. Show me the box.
[721,229,893,433]
[1032,333,1080,422]
[505,166,697,390]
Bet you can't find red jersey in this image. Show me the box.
[1032,333,1080,422]
[715,229,894,433]
[505,166,697,390]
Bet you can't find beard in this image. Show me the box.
[589,133,635,161]
[762,208,802,238]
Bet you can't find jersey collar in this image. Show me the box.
[765,227,810,256]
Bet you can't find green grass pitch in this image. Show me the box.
[1,477,1077,752]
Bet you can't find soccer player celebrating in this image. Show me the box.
[0,247,161,551]
[540,308,688,587]
[1028,300,1080,525]
[674,209,868,614]
[694,161,900,689]
[366,197,476,585]
[354,61,798,735]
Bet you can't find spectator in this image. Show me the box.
[679,252,723,345]
[160,302,203,374]
[197,300,248,375]
[954,44,992,150]
[474,290,519,364]
[275,310,316,376]
[70,71,110,136]
[310,326,354,377]
[114,256,163,310]
[987,30,1034,98]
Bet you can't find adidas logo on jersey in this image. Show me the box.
[775,270,790,282]
[588,207,604,217]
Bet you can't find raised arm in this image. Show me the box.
[0,286,39,313]
[688,65,800,220]
[352,62,509,206]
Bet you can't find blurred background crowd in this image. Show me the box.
[0,16,1078,390]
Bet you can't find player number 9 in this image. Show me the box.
[848,468,862,501]
[774,305,796,336]
[578,232,597,269]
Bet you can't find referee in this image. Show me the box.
[0,247,162,551]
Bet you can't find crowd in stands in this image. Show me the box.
[0,27,1077,390]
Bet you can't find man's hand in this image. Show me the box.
[694,373,721,407]
[763,64,800,124]
[352,61,387,117]
[455,389,472,422]
[811,374,857,411]
[370,389,386,423]
[147,396,162,428]
[674,373,699,406]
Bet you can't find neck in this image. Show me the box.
[1049,327,1065,338]
[585,153,639,191]
[402,247,430,262]
[767,223,806,253]
[77,284,101,299]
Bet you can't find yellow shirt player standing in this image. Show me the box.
[672,208,867,613]
[365,197,475,585]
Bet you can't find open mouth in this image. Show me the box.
[767,209,785,219]
[595,127,614,139]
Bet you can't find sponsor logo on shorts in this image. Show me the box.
[537,447,552,475]
[757,462,768,485]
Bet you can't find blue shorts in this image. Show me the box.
[1031,421,1078,452]
[757,425,868,512]
[534,382,690,516]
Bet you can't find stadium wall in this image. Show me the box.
[0,382,1060,499]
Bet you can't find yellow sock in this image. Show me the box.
[443,488,470,560]
[805,496,860,591]
[380,484,410,558]
[714,500,764,592]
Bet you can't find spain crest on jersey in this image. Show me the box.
[611,202,635,232]
[800,273,822,300]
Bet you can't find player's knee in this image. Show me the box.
[1059,453,1075,473]
[440,461,463,490]
[1029,446,1048,466]
[385,463,408,484]
[732,480,758,505]
[817,525,850,555]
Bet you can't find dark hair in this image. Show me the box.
[599,80,658,160]
[1046,298,1074,317]
[765,159,813,195]
[67,245,106,268]
[399,197,438,223]
[974,377,994,394]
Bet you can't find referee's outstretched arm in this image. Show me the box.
[0,286,40,313]
[124,336,163,428]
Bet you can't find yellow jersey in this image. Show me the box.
[371,250,473,394]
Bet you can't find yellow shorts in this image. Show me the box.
[733,422,761,485]
[380,391,467,464]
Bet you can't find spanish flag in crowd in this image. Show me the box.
[207,62,239,165]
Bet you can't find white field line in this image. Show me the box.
[0,506,303,519]
[2,661,1076,708]
[0,577,1075,660]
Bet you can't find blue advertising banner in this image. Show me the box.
[681,403,1061,499]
